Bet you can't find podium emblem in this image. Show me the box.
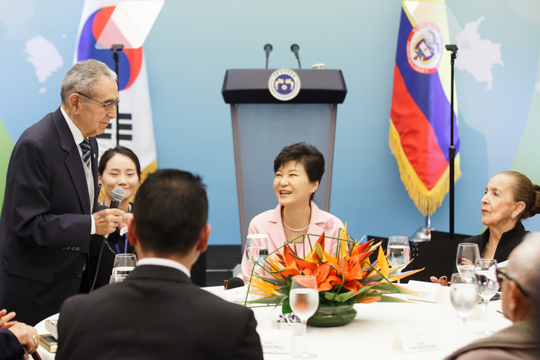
[406,22,443,74]
[268,69,301,101]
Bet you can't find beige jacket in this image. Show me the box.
[444,319,540,360]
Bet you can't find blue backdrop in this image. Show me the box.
[1,0,540,245]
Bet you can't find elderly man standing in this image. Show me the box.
[445,233,540,360]
[0,60,125,326]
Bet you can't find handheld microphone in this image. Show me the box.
[110,187,126,209]
[108,187,126,239]
[91,187,126,292]
[226,277,245,290]
[264,44,273,69]
[290,44,301,69]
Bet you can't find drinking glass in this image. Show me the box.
[387,236,410,283]
[290,275,319,359]
[109,274,128,284]
[456,243,480,283]
[450,273,478,334]
[473,259,499,336]
[112,253,137,278]
[245,234,269,278]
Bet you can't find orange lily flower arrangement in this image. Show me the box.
[247,228,423,311]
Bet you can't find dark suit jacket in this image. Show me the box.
[0,107,104,326]
[460,221,527,262]
[56,265,264,360]
[0,328,24,360]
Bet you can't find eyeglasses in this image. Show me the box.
[496,268,532,298]
[76,92,119,111]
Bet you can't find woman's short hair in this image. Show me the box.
[501,171,540,220]
[99,146,141,180]
[60,59,117,106]
[274,142,325,202]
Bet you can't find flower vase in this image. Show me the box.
[307,304,357,327]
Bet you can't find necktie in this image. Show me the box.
[81,138,91,169]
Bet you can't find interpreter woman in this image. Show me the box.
[241,142,345,281]
[431,171,540,285]
[90,146,141,289]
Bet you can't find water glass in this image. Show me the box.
[290,275,319,359]
[112,253,137,278]
[245,234,269,276]
[474,259,499,336]
[450,273,478,335]
[109,274,128,284]
[387,236,410,283]
[456,243,480,283]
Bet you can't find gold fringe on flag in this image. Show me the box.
[389,120,461,216]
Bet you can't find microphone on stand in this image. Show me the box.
[290,44,301,69]
[91,187,126,292]
[264,44,273,69]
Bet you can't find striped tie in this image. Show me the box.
[81,138,91,169]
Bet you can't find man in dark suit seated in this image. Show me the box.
[56,169,264,360]
[445,233,540,360]
[0,309,39,360]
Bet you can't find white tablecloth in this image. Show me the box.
[206,285,512,360]
[35,285,512,360]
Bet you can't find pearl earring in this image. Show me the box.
[511,215,516,220]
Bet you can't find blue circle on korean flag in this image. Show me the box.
[268,69,301,101]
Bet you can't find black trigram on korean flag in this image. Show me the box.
[97,113,133,142]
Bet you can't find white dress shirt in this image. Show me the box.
[60,106,96,234]
[137,258,191,278]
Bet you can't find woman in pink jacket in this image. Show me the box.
[241,143,345,281]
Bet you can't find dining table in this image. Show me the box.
[35,283,512,359]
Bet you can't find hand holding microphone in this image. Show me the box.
[92,187,126,236]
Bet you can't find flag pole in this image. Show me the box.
[445,44,458,239]
[111,44,124,146]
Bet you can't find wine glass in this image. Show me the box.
[290,275,319,359]
[387,236,410,283]
[245,234,269,279]
[473,259,499,336]
[112,253,137,278]
[450,273,478,335]
[109,274,128,284]
[456,243,480,283]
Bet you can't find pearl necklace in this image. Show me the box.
[283,221,309,232]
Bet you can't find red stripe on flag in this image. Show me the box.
[92,7,114,40]
[390,64,448,190]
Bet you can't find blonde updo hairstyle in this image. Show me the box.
[501,171,540,220]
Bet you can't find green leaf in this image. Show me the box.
[324,291,340,301]
[315,243,324,261]
[253,274,287,287]
[378,295,412,303]
[336,290,357,302]
[247,295,284,305]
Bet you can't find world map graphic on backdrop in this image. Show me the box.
[24,35,64,94]
[0,0,64,95]
[455,17,504,90]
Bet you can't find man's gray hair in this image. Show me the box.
[60,59,117,105]
[508,233,540,298]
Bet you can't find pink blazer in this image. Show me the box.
[241,202,344,281]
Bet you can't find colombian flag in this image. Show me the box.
[389,0,461,216]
